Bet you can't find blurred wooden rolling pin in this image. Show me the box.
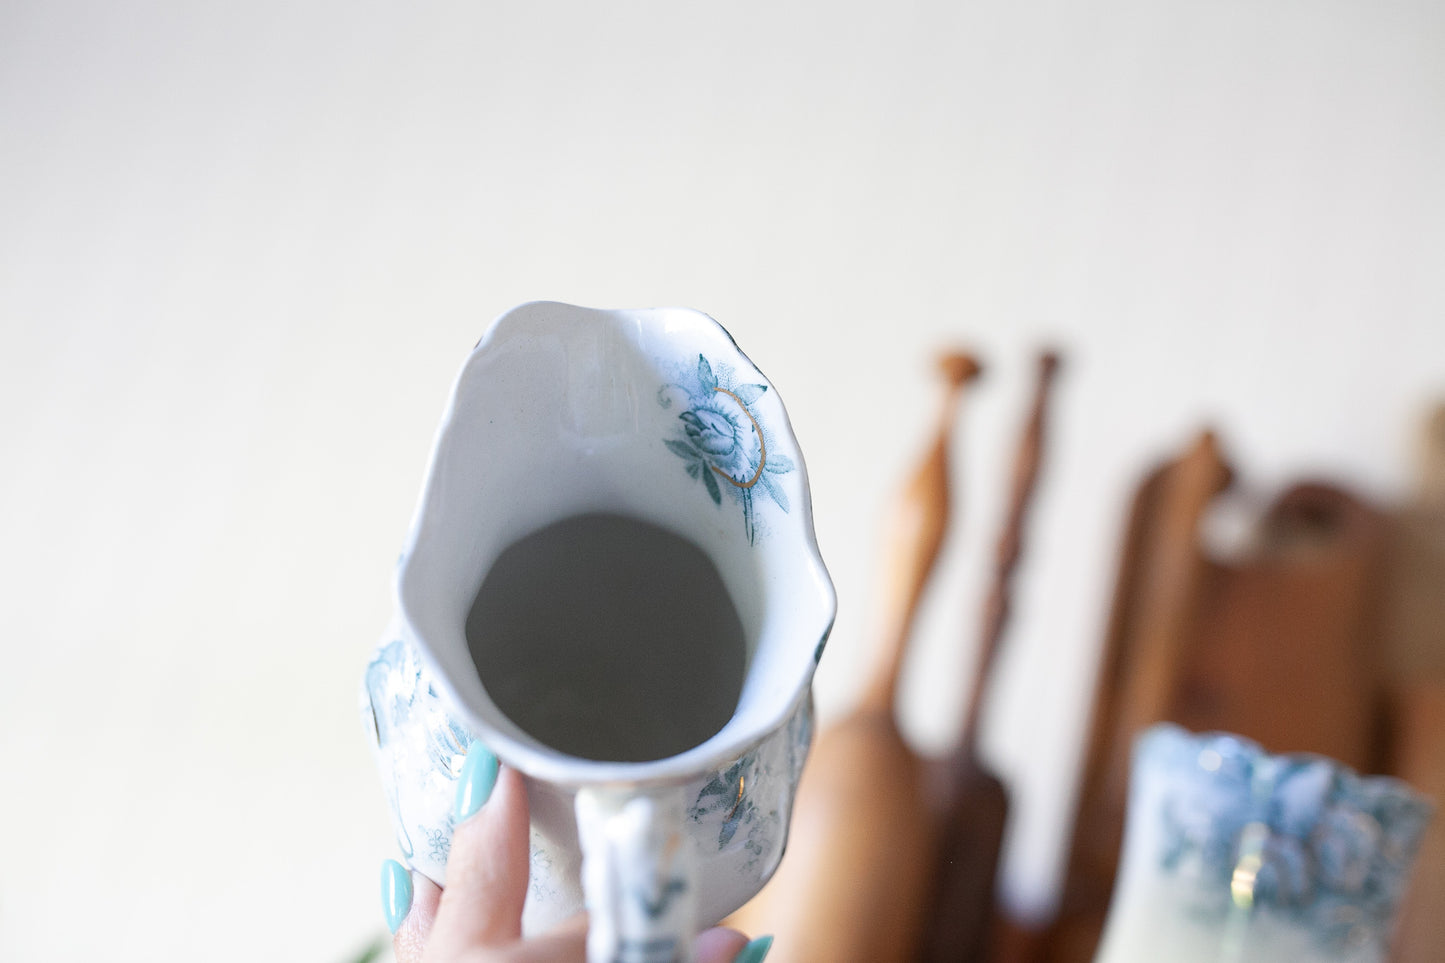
[921,350,1060,963]
[725,352,982,963]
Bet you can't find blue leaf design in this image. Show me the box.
[686,462,701,479]
[697,355,718,392]
[732,384,767,404]
[696,775,731,801]
[702,468,722,505]
[664,439,700,460]
[765,453,795,474]
[759,471,790,513]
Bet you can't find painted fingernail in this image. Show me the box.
[733,934,774,963]
[380,859,413,934]
[454,739,500,821]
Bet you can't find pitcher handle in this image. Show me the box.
[574,784,698,963]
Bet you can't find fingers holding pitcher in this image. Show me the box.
[382,736,774,963]
[382,738,513,962]
[428,740,531,954]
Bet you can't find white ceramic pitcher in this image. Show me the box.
[361,302,836,963]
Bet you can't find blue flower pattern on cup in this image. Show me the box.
[687,698,813,873]
[1142,724,1433,956]
[365,635,813,889]
[689,755,761,850]
[659,355,794,544]
[364,638,470,869]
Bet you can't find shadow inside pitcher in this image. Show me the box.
[464,511,748,763]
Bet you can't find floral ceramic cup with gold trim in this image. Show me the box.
[1096,724,1433,963]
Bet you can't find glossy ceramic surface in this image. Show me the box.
[1095,724,1434,963]
[361,303,836,955]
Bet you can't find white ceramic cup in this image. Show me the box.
[1095,724,1434,963]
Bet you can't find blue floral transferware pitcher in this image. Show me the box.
[361,302,836,963]
[1094,723,1434,963]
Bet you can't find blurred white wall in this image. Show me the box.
[2,1,1443,959]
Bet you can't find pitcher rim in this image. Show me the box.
[392,301,838,787]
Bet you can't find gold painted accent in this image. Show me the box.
[711,387,766,488]
[1230,822,1270,910]
[728,774,746,819]
[1230,854,1261,910]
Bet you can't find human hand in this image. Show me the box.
[380,741,773,963]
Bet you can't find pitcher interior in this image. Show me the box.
[395,303,834,778]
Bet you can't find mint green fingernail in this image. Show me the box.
[454,739,499,821]
[733,935,774,963]
[380,859,412,934]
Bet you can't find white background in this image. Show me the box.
[2,1,1442,960]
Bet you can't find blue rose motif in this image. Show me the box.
[1255,835,1314,908]
[1312,806,1381,894]
[659,354,796,544]
[1138,724,1434,957]
[680,407,741,457]
[1268,760,1334,838]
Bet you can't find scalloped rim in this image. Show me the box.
[1139,722,1436,813]
[393,301,837,788]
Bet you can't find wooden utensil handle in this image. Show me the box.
[859,352,982,717]
[958,350,1060,753]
